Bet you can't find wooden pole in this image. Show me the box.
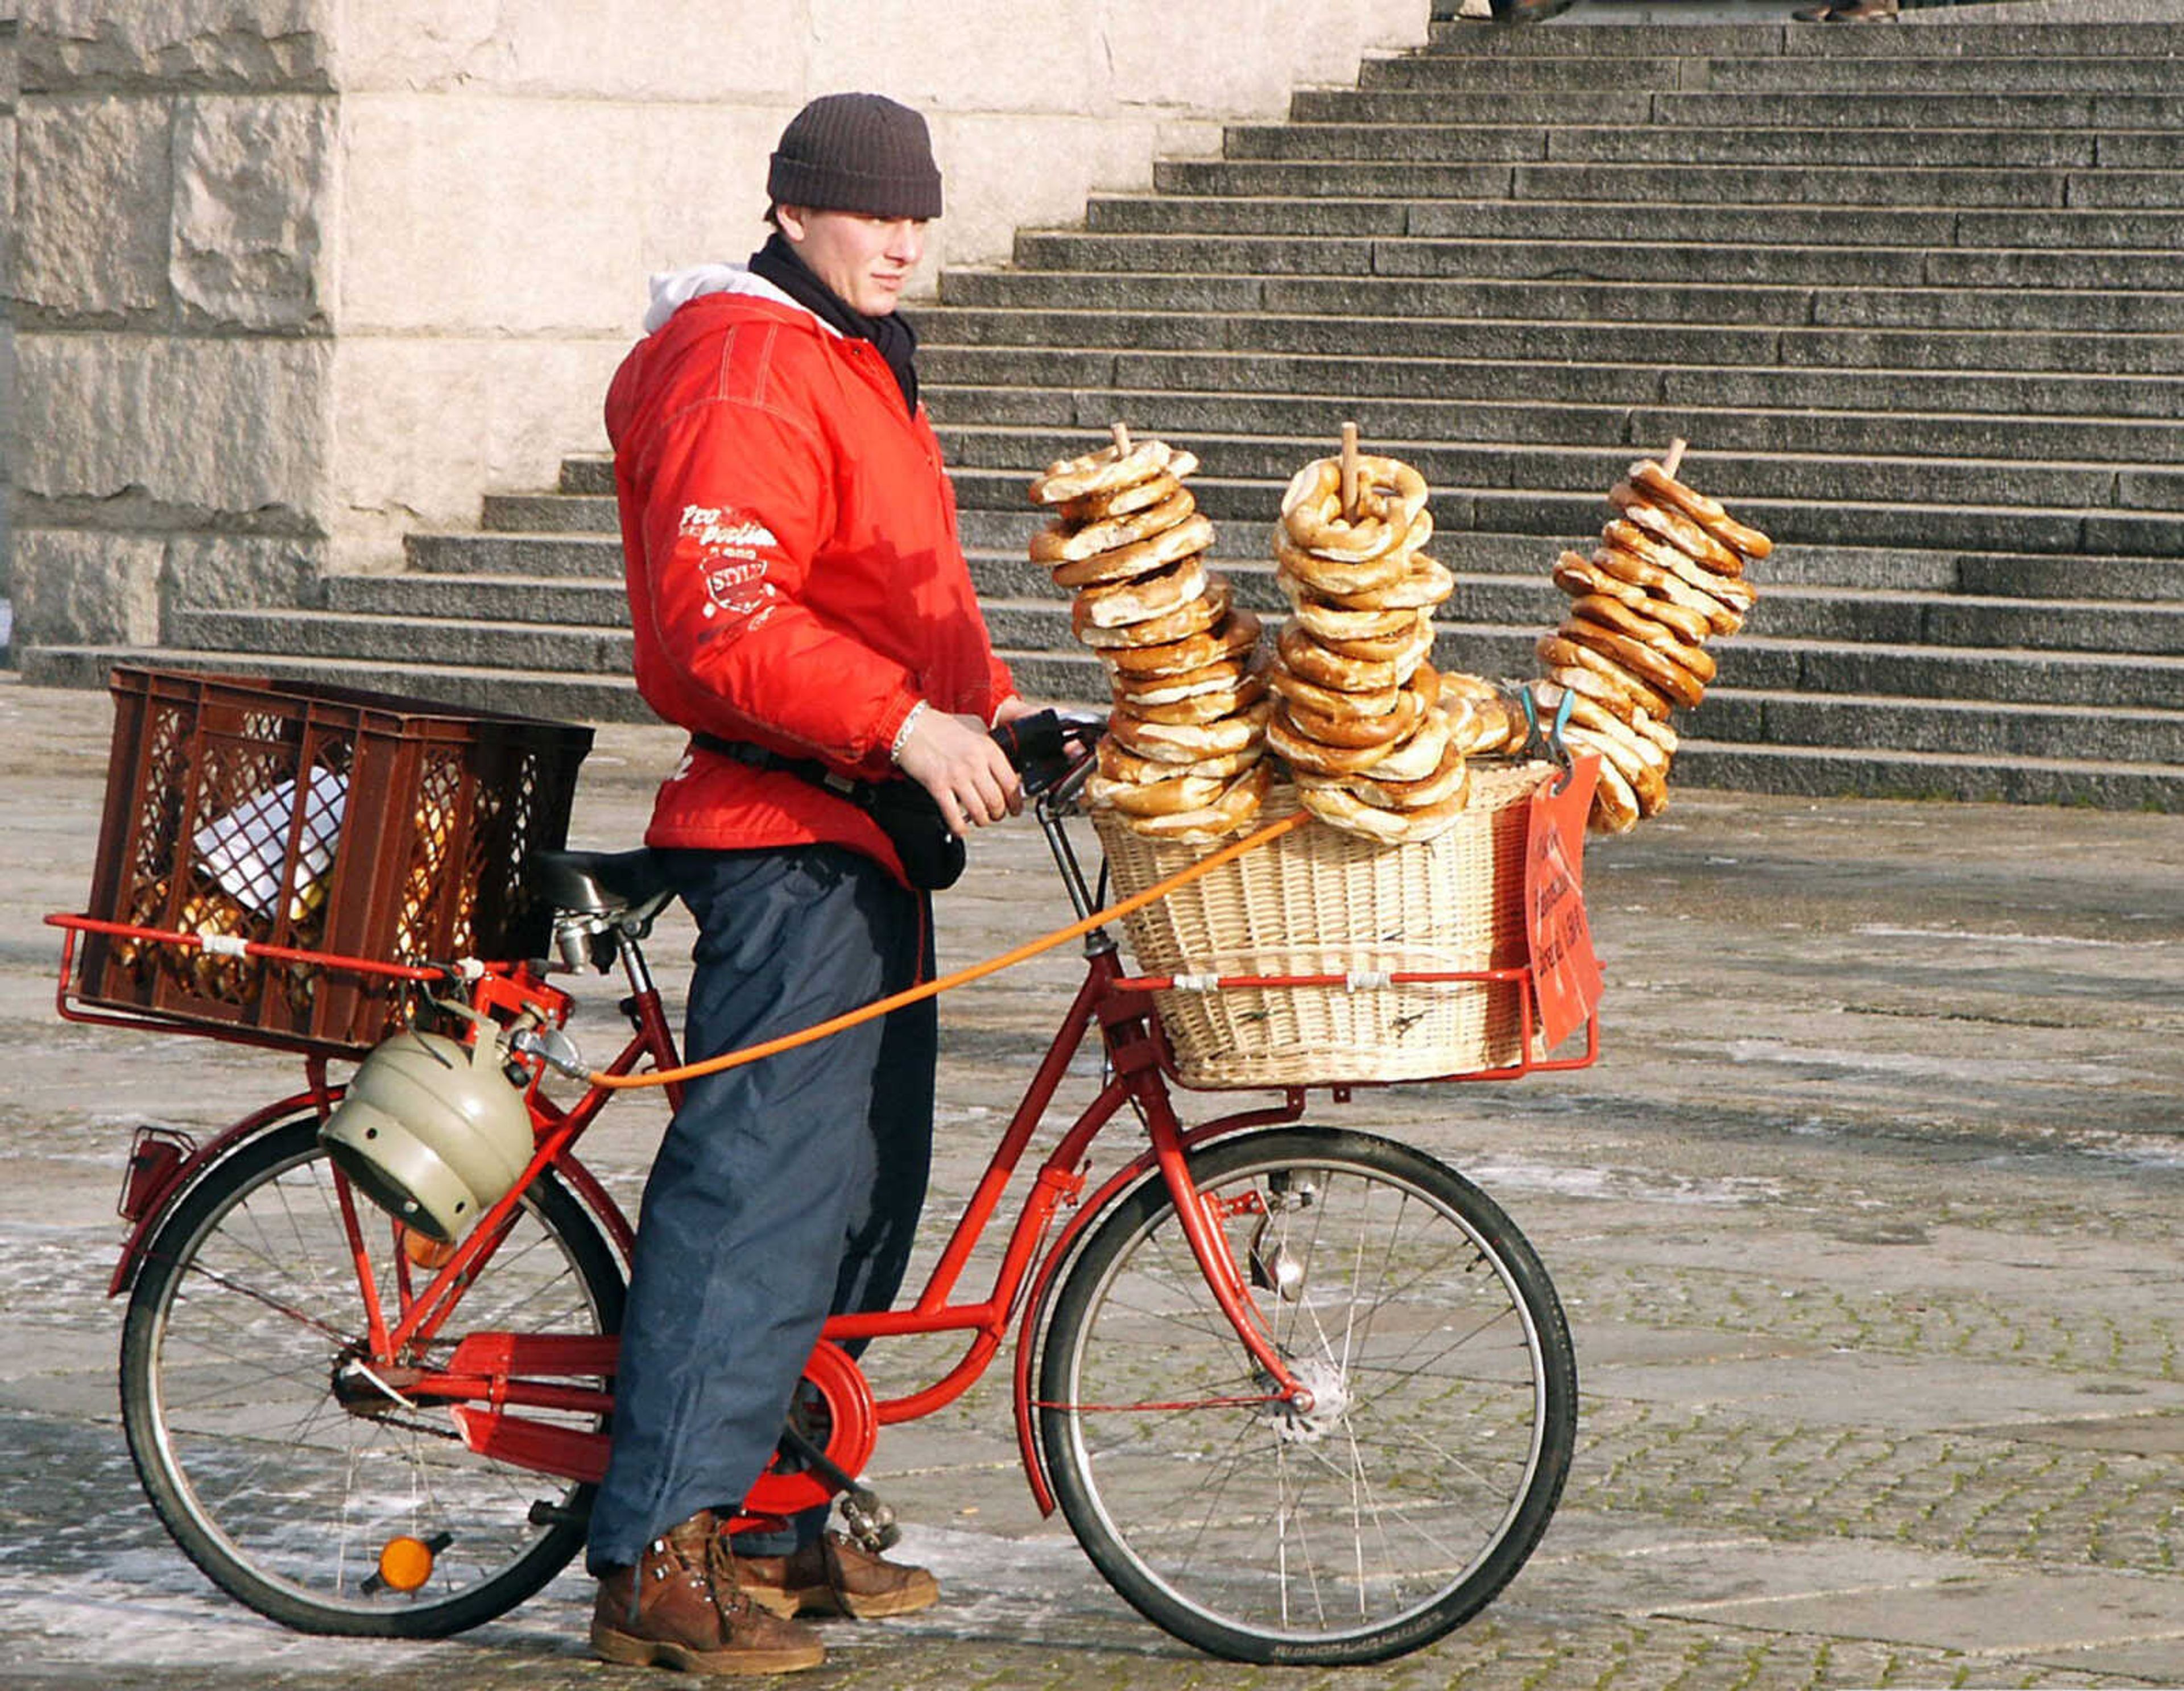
[1111,421,1133,456]
[1663,436,1688,479]
[1339,421,1360,519]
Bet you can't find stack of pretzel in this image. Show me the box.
[1029,428,1272,846]
[1537,444,1771,834]
[1264,427,1528,845]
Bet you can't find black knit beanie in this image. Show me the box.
[767,93,944,221]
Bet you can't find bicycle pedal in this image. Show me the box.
[840,1488,899,1554]
[527,1499,589,1529]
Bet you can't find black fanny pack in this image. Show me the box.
[690,731,964,891]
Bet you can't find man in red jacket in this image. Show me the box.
[586,92,1035,1676]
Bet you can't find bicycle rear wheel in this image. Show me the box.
[120,1117,623,1636]
[1037,1126,1575,1664]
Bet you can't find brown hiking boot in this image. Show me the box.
[731,1529,941,1620]
[591,1510,826,1674]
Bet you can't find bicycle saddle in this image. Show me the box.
[527,847,675,922]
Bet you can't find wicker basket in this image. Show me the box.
[1093,761,1553,1089]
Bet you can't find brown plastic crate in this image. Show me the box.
[76,668,594,1057]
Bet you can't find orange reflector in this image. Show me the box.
[401,1227,459,1270]
[377,1535,436,1592]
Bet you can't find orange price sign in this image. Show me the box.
[1524,752,1604,1051]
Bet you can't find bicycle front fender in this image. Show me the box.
[1008,1106,1305,1517]
[107,1085,343,1297]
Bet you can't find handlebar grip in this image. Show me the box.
[989,709,1067,772]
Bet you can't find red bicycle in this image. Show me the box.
[56,718,1586,1666]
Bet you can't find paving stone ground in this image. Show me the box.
[2,675,2180,1689]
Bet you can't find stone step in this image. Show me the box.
[480,493,618,534]
[1704,55,2184,96]
[945,465,2184,556]
[924,349,2184,420]
[917,303,2184,375]
[1420,22,2184,57]
[171,607,635,673]
[1447,573,2184,656]
[1691,691,2184,765]
[1445,619,2184,711]
[406,530,623,573]
[1025,230,2184,293]
[926,383,2184,465]
[1155,157,2145,207]
[1359,53,1694,91]
[326,571,631,626]
[1223,121,2100,171]
[1232,274,2184,334]
[1298,88,2184,130]
[937,428,2153,514]
[1668,739,2184,811]
[17,646,653,723]
[1083,192,2184,254]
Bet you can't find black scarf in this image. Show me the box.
[748,231,919,416]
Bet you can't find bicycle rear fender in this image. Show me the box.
[107,1085,342,1297]
[1009,1106,1303,1516]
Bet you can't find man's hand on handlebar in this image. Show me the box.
[896,709,1023,835]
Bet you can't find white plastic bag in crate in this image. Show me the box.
[193,767,348,920]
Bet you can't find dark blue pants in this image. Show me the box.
[586,845,933,1573]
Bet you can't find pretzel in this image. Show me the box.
[1368,709,1453,782]
[1050,512,1215,589]
[1297,778,1467,845]
[1552,552,1715,647]
[1280,456,1432,562]
[1276,620,1412,695]
[1096,734,1264,785]
[1537,636,1677,722]
[1585,545,1747,638]
[1271,533,1419,602]
[1274,660,1436,751]
[1279,553,1454,613]
[1606,485,1746,577]
[1627,458,1772,563]
[1075,575,1229,649]
[1265,662,1400,720]
[1287,588,1421,645]
[1031,439,1179,505]
[1114,670,1266,727]
[1086,768,1230,818]
[1574,738,1641,835]
[1567,594,1717,685]
[1076,555,1210,631]
[1032,489,1198,565]
[1344,737,1472,812]
[1102,607,1263,678]
[1557,618,1706,711]
[1111,652,1255,705]
[1057,466,1192,526]
[1306,614,1436,672]
[1122,760,1271,846]
[1106,694,1273,764]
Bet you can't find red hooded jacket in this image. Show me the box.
[605,271,1015,880]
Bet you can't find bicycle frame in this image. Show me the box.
[63,769,1601,1529]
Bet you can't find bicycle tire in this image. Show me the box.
[120,1116,624,1637]
[1037,1126,1575,1665]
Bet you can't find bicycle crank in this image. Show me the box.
[777,1421,900,1553]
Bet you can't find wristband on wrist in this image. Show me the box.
[888,700,929,765]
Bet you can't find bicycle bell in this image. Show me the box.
[319,1029,534,1243]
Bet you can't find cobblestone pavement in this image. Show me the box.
[3,676,2181,1689]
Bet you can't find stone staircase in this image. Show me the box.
[27,13,2184,808]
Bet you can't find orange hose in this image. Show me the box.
[586,809,1310,1090]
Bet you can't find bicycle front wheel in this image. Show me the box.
[120,1117,624,1637]
[1037,1126,1575,1664]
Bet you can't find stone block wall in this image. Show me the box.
[9,0,333,655]
[6,1,1427,648]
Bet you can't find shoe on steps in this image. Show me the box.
[1792,1,1897,19]
[591,1510,826,1675]
[733,1529,941,1620]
